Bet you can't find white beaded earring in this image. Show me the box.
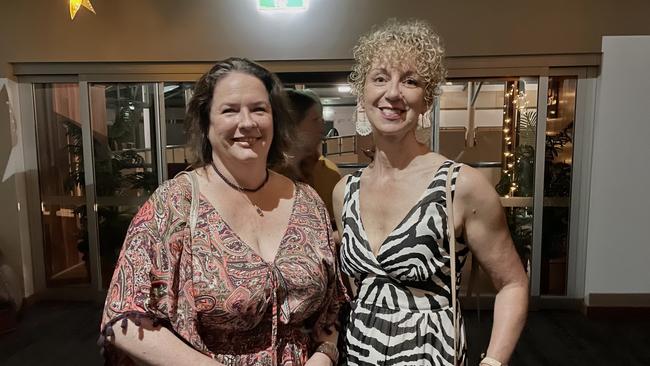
[417,111,432,129]
[355,103,372,136]
[415,112,432,145]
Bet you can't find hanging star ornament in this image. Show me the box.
[69,0,96,20]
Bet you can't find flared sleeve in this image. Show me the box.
[98,176,209,364]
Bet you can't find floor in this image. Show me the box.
[0,301,648,365]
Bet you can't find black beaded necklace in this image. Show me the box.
[210,160,269,193]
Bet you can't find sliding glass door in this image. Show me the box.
[436,78,539,296]
[88,83,160,288]
[435,74,581,298]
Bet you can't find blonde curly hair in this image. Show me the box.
[349,19,447,107]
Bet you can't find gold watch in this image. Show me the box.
[315,341,339,365]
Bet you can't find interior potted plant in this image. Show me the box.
[64,89,158,285]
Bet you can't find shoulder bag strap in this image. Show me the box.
[175,170,200,236]
[446,162,459,365]
[187,171,199,235]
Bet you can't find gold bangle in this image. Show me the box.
[480,356,504,366]
[315,341,338,365]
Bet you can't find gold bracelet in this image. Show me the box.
[480,356,504,366]
[315,341,338,365]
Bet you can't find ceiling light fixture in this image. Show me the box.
[337,85,351,93]
[69,0,95,20]
[257,0,308,12]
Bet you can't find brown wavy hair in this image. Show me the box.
[185,57,294,169]
[349,19,447,108]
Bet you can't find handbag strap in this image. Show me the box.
[445,162,460,365]
[176,170,200,235]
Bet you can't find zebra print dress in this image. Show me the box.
[340,161,468,366]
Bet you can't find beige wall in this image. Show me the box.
[1,0,650,300]
[2,0,650,77]
[585,36,650,299]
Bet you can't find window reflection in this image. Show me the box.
[164,82,194,177]
[89,83,159,287]
[540,76,577,295]
[439,78,539,295]
[34,83,90,285]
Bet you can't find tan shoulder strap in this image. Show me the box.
[445,162,459,365]
[175,170,199,235]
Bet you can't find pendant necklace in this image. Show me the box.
[211,161,269,216]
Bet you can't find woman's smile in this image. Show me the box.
[378,106,406,121]
[232,136,261,146]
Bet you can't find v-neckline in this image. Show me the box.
[356,161,451,261]
[198,183,300,266]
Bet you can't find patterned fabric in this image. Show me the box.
[340,161,468,366]
[100,174,347,365]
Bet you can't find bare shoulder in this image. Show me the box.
[332,174,351,231]
[163,171,195,199]
[333,174,351,203]
[454,164,502,210]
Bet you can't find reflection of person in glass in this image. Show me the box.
[280,89,342,222]
[100,58,346,366]
[333,20,528,366]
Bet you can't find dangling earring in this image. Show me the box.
[355,103,372,136]
[415,112,432,145]
[417,111,432,129]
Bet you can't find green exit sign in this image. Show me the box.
[257,0,307,11]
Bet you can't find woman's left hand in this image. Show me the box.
[305,352,334,366]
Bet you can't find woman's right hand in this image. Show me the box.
[109,317,224,366]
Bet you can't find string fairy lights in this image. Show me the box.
[501,81,530,198]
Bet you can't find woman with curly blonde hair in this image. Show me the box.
[333,20,528,366]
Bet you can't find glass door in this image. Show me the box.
[540,76,577,295]
[33,83,90,286]
[436,78,539,295]
[436,74,582,298]
[89,83,160,288]
[163,82,194,177]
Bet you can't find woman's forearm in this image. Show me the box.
[483,280,529,364]
[110,318,222,366]
[309,327,339,366]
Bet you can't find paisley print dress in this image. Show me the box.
[100,173,347,365]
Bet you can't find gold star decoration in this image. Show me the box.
[69,0,96,20]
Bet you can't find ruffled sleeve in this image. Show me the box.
[98,176,205,364]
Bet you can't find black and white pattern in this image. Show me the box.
[340,160,468,366]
